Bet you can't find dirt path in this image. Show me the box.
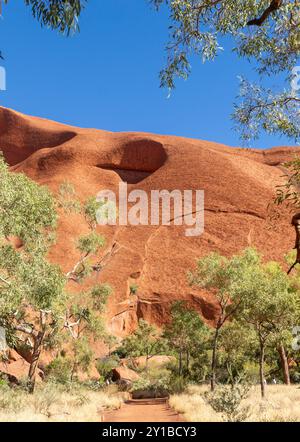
[103,398,185,422]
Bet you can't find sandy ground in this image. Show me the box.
[103,398,185,422]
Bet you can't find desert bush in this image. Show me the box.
[0,381,128,422]
[204,384,250,422]
[81,379,106,391]
[129,284,138,295]
[45,356,73,384]
[0,384,25,413]
[96,355,119,381]
[130,368,187,397]
[131,368,170,396]
[0,376,8,388]
[32,384,59,417]
[170,385,300,422]
[167,374,188,394]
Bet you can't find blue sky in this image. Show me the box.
[0,1,295,148]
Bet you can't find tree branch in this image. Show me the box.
[247,0,283,26]
[14,323,34,335]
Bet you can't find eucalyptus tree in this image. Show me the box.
[189,248,260,391]
[163,301,209,376]
[0,157,113,391]
[238,259,299,398]
[190,248,300,395]
[218,320,257,385]
[118,319,168,371]
[64,283,112,381]
[0,155,64,392]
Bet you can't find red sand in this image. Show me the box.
[103,398,185,422]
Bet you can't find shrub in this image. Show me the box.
[33,384,59,417]
[45,356,73,384]
[96,356,119,381]
[168,375,188,394]
[131,368,175,397]
[129,284,138,295]
[81,379,106,391]
[0,383,25,412]
[204,384,250,422]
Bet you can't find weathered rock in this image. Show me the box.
[77,364,101,382]
[0,351,43,384]
[112,366,140,384]
[1,106,297,339]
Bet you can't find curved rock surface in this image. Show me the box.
[0,107,298,336]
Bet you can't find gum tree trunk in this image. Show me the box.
[211,326,220,391]
[259,340,266,399]
[278,344,290,385]
[28,311,47,393]
[28,330,45,393]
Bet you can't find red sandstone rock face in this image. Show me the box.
[0,107,298,337]
[0,349,43,384]
[112,365,140,383]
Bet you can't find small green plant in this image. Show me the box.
[167,374,187,394]
[131,368,171,397]
[0,375,8,387]
[45,356,73,384]
[129,284,138,295]
[204,384,250,422]
[96,356,119,381]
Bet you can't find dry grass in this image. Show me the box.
[170,384,300,422]
[0,383,129,422]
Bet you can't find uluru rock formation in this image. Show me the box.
[1,106,298,336]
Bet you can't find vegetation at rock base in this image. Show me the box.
[189,249,258,391]
[115,319,168,371]
[163,301,210,378]
[189,248,300,398]
[0,379,127,421]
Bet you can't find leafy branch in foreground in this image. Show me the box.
[1,0,87,35]
[233,77,300,142]
[2,1,300,141]
[151,0,300,141]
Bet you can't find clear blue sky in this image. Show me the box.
[0,1,294,148]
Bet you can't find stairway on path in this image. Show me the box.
[103,398,185,422]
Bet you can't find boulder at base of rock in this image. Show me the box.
[112,366,140,386]
[77,364,101,382]
[0,352,43,384]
